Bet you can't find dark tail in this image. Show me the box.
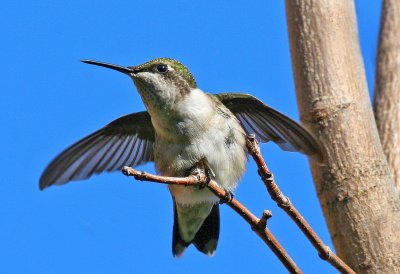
[172,203,220,257]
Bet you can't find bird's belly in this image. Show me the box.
[154,131,247,205]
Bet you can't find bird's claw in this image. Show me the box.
[219,189,234,204]
[198,174,210,189]
[187,158,214,190]
[196,166,213,189]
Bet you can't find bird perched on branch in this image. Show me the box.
[40,58,321,257]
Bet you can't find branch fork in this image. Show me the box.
[121,135,355,274]
[246,136,355,274]
[121,166,301,273]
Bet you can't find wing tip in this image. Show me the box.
[309,146,324,162]
[38,176,50,191]
[301,134,324,162]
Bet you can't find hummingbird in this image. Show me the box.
[40,58,321,257]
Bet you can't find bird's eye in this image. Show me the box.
[156,64,168,73]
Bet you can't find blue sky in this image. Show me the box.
[2,1,381,273]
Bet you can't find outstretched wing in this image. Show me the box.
[40,112,155,190]
[215,93,321,156]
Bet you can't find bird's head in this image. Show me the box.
[81,58,197,114]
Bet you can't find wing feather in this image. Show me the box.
[40,112,155,189]
[215,93,321,156]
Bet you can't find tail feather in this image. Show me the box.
[172,202,190,257]
[172,202,220,257]
[193,204,220,256]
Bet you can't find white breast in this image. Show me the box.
[152,89,248,205]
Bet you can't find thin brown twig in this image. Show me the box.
[122,166,302,274]
[246,135,356,274]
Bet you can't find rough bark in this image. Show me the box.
[374,0,400,191]
[285,1,400,273]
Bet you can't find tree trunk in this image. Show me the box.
[374,0,400,191]
[285,1,400,273]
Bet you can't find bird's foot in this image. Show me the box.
[186,166,209,189]
[187,158,214,190]
[219,189,234,204]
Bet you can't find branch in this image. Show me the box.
[122,166,302,274]
[374,0,400,191]
[246,135,355,274]
[285,1,400,272]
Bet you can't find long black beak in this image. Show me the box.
[81,59,135,75]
